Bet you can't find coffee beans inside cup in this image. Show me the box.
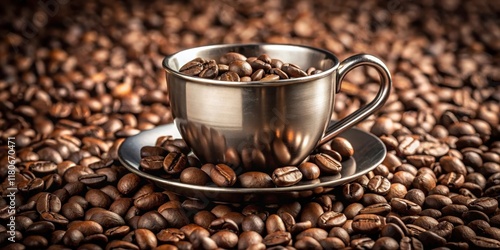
[179,52,322,81]
[140,135,353,187]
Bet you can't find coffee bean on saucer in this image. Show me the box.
[163,152,187,174]
[314,153,343,174]
[330,137,355,160]
[298,162,321,180]
[140,146,168,157]
[272,166,303,187]
[140,156,165,172]
[210,164,237,187]
[180,167,209,185]
[238,172,274,188]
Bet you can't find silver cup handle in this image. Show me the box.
[319,53,392,145]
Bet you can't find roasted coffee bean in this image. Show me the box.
[15,215,33,232]
[18,177,44,193]
[320,149,342,162]
[351,237,375,250]
[134,192,167,211]
[468,219,491,235]
[210,163,237,187]
[229,60,252,77]
[418,230,446,248]
[330,137,354,160]
[362,193,388,205]
[78,173,107,188]
[61,202,85,221]
[179,59,204,76]
[317,211,347,229]
[157,228,185,244]
[101,185,122,200]
[194,210,217,229]
[263,231,292,247]
[26,220,55,235]
[412,173,437,194]
[468,197,498,214]
[29,161,57,175]
[68,220,103,236]
[298,162,321,180]
[360,203,391,216]
[300,202,324,228]
[163,152,187,174]
[208,217,239,233]
[85,189,112,208]
[314,153,342,174]
[452,225,477,242]
[220,71,240,81]
[117,173,141,195]
[270,67,289,79]
[397,136,420,156]
[414,216,439,230]
[373,237,399,250]
[238,171,274,188]
[21,235,49,249]
[368,175,391,195]
[159,207,189,228]
[138,211,168,233]
[211,230,238,249]
[36,192,61,214]
[343,183,364,202]
[469,236,500,249]
[381,223,405,242]
[296,228,328,242]
[294,235,321,249]
[241,214,265,234]
[425,194,453,209]
[179,167,209,186]
[429,221,454,239]
[420,208,442,219]
[352,214,384,234]
[272,166,302,186]
[440,155,467,175]
[249,68,264,81]
[265,214,286,234]
[344,203,364,219]
[220,52,247,64]
[239,231,263,250]
[399,236,424,250]
[135,228,158,250]
[406,224,426,237]
[89,210,125,229]
[140,156,165,172]
[199,60,218,79]
[106,240,139,250]
[141,146,168,157]
[260,74,280,81]
[281,64,307,78]
[328,227,350,245]
[463,210,490,223]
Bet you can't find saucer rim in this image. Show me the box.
[118,123,386,194]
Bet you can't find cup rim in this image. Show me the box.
[162,43,340,86]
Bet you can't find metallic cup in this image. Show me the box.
[163,44,391,170]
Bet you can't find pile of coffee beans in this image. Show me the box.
[1,0,499,249]
[179,52,322,81]
[139,136,351,187]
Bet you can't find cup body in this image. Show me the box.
[163,44,340,170]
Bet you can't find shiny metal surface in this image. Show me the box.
[163,44,391,169]
[118,123,386,203]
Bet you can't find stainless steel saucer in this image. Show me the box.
[118,123,386,203]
